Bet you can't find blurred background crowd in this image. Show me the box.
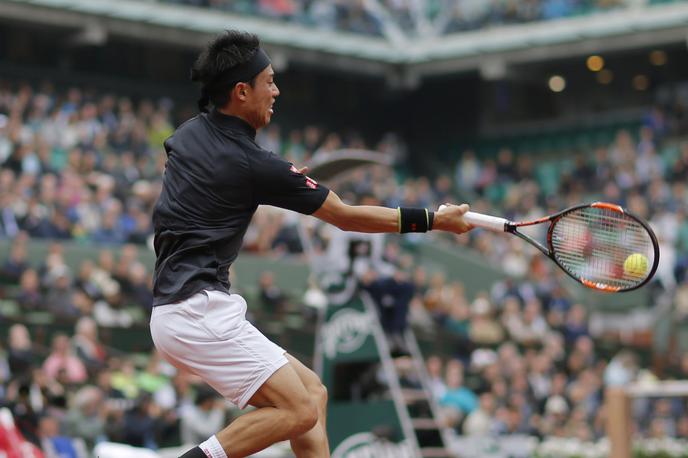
[2,0,688,455]
[2,77,688,454]
[162,0,673,37]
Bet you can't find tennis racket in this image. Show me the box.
[449,202,660,292]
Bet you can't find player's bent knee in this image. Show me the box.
[313,382,328,410]
[290,399,319,436]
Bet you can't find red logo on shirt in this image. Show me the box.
[290,164,317,188]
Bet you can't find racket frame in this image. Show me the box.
[497,202,659,293]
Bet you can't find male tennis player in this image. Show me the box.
[150,30,473,458]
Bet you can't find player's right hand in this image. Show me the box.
[434,203,473,234]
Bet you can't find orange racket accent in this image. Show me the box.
[591,202,624,213]
[515,215,551,227]
[581,279,622,292]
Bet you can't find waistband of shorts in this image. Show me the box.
[151,290,208,315]
[152,289,241,317]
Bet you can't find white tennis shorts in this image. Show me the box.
[150,289,288,409]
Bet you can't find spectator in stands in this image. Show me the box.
[572,335,596,368]
[30,368,66,419]
[90,250,118,295]
[72,317,106,374]
[180,387,226,446]
[258,270,288,317]
[0,193,21,238]
[677,416,688,439]
[443,295,470,338]
[64,386,106,450]
[15,268,44,311]
[426,355,447,401]
[468,296,505,345]
[407,268,435,332]
[528,353,553,403]
[147,384,178,444]
[74,260,101,301]
[121,394,160,449]
[110,358,140,399]
[650,399,677,438]
[170,371,196,419]
[124,261,153,313]
[466,392,500,436]
[93,283,134,328]
[7,324,35,381]
[39,414,86,458]
[440,359,478,421]
[0,344,9,395]
[508,298,549,346]
[136,351,171,397]
[7,379,42,447]
[42,334,87,384]
[361,267,415,356]
[95,369,126,405]
[44,265,81,322]
[0,236,28,283]
[649,416,670,439]
[563,304,589,345]
[91,207,125,245]
[540,395,569,436]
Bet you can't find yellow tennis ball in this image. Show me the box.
[624,253,649,277]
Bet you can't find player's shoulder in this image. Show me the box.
[245,139,280,161]
[175,113,204,132]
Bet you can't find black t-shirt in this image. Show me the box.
[152,110,329,306]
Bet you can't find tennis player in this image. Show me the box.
[150,30,473,458]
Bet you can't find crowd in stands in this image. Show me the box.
[421,346,688,440]
[0,81,401,256]
[394,263,688,440]
[1,319,233,455]
[253,87,688,443]
[2,74,688,455]
[161,0,673,38]
[0,82,166,246]
[1,235,153,326]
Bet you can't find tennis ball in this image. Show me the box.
[624,253,649,277]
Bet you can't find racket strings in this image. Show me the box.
[551,207,655,289]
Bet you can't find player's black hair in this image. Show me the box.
[191,30,261,112]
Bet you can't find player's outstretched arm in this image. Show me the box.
[312,190,473,235]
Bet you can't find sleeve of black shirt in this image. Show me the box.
[251,149,329,215]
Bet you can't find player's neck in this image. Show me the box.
[217,106,256,130]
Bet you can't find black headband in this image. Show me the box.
[210,47,271,88]
[195,47,272,113]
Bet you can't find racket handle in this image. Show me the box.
[463,211,509,232]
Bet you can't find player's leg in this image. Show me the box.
[284,353,330,457]
[151,291,322,458]
[213,362,318,457]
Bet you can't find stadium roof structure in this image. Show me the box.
[2,0,688,86]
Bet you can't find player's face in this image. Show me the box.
[245,65,279,129]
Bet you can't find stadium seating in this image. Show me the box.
[2,49,688,455]
[160,0,687,37]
